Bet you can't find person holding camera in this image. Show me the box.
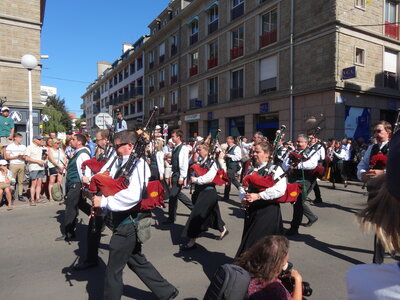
[236,235,303,300]
[23,136,46,206]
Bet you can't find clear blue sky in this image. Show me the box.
[41,0,170,117]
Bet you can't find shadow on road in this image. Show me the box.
[288,233,373,265]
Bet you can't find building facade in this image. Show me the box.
[0,0,46,142]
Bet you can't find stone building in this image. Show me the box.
[0,0,46,141]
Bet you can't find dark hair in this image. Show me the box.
[254,141,272,154]
[113,130,137,144]
[171,129,183,139]
[13,133,22,139]
[236,235,289,283]
[74,133,87,145]
[374,121,392,134]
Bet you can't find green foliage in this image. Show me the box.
[42,105,66,134]
[45,95,72,131]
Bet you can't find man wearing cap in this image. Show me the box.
[23,136,46,205]
[0,107,15,148]
[114,112,127,133]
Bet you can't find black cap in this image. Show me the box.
[387,131,400,200]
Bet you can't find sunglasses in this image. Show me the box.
[373,129,383,133]
[114,143,129,150]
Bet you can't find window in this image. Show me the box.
[231,27,244,59]
[109,79,113,89]
[171,63,178,83]
[119,71,123,82]
[130,62,135,75]
[170,90,178,111]
[114,75,117,85]
[231,69,244,100]
[208,77,218,105]
[124,105,129,116]
[149,75,155,93]
[148,99,154,112]
[190,18,199,45]
[355,0,365,9]
[159,69,165,88]
[149,51,155,69]
[259,55,277,93]
[159,95,165,108]
[384,49,399,89]
[189,84,202,109]
[385,1,399,39]
[208,41,218,69]
[130,102,136,114]
[189,51,199,76]
[137,100,143,112]
[159,43,165,63]
[124,67,129,79]
[209,4,218,23]
[171,34,178,56]
[137,56,143,69]
[260,9,277,47]
[355,48,365,65]
[231,0,244,20]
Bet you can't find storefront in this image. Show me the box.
[228,116,245,137]
[255,113,279,141]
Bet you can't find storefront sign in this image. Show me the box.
[260,102,269,113]
[342,66,356,79]
[184,113,200,121]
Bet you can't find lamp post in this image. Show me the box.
[21,54,38,145]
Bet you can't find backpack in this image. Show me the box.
[51,182,63,201]
[203,264,251,300]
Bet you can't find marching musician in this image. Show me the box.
[282,134,319,236]
[223,136,242,201]
[236,142,286,257]
[92,130,178,300]
[181,143,228,250]
[357,120,392,264]
[163,129,194,224]
[55,133,91,242]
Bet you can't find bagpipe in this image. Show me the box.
[86,107,166,212]
[271,125,286,161]
[242,169,300,204]
[189,160,230,186]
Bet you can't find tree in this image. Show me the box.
[42,105,66,134]
[46,95,72,131]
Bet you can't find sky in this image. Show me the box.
[41,0,170,117]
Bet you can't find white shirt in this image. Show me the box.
[24,144,44,171]
[310,144,326,161]
[226,145,242,162]
[347,263,400,300]
[175,142,189,180]
[0,169,13,183]
[282,149,319,171]
[74,147,91,181]
[100,155,150,212]
[6,142,26,164]
[115,119,127,132]
[156,151,165,176]
[357,141,389,181]
[342,143,352,161]
[192,160,218,185]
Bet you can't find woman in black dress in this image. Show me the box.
[236,142,287,258]
[181,143,228,250]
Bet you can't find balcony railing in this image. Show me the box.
[230,87,243,100]
[149,61,154,69]
[384,71,399,90]
[159,55,165,64]
[171,45,177,56]
[208,56,218,69]
[171,104,178,111]
[208,94,218,105]
[190,32,198,45]
[230,45,244,60]
[171,75,178,84]
[189,98,203,109]
[385,22,399,39]
[149,86,154,93]
[159,81,165,89]
[260,29,277,48]
[259,78,277,94]
[189,65,198,76]
[231,2,244,20]
[208,20,218,34]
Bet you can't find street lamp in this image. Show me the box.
[21,54,38,145]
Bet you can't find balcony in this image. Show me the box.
[190,32,198,45]
[208,20,218,34]
[384,71,399,90]
[189,98,203,109]
[231,2,244,20]
[136,86,143,95]
[259,78,277,94]
[385,22,399,39]
[230,87,243,100]
[171,104,178,112]
[159,81,165,89]
[93,106,100,114]
[208,56,218,69]
[130,88,136,98]
[118,95,124,104]
[159,55,165,64]
[208,94,218,105]
[93,90,100,101]
[230,45,244,60]
[149,86,154,93]
[123,93,129,101]
[189,65,198,76]
[159,107,165,114]
[260,29,277,48]
[171,75,178,84]
[171,45,177,56]
[149,61,154,69]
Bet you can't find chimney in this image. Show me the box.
[122,42,133,54]
[97,61,111,77]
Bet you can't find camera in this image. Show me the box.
[278,262,313,297]
[42,149,48,160]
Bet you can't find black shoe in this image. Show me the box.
[18,196,26,202]
[55,235,67,242]
[55,232,76,242]
[73,261,98,271]
[304,217,318,227]
[285,228,299,236]
[180,243,197,251]
[162,219,175,225]
[314,198,323,204]
[167,288,179,300]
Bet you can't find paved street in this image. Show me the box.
[0,180,388,300]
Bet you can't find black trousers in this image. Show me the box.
[373,235,385,264]
[167,174,193,222]
[64,183,91,236]
[290,179,318,230]
[224,164,241,199]
[104,223,175,300]
[85,216,104,263]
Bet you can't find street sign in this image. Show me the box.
[41,114,50,122]
[10,111,22,122]
[342,66,356,80]
[95,113,113,129]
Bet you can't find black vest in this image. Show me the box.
[66,148,90,185]
[172,143,183,174]
[226,145,239,168]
